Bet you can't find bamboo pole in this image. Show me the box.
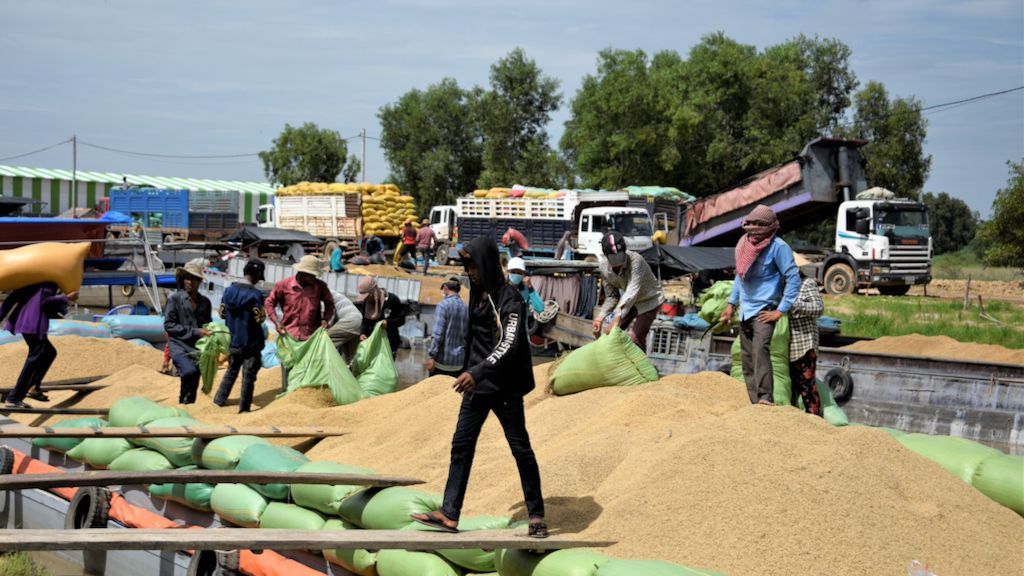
[0,470,421,490]
[0,426,345,439]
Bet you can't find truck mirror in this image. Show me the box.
[855,218,869,235]
[855,208,870,220]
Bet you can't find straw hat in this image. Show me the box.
[293,255,322,276]
[178,259,206,281]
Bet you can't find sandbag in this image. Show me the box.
[495,548,611,576]
[550,327,659,396]
[896,434,1001,483]
[197,322,231,394]
[595,559,727,576]
[48,319,112,339]
[351,323,398,397]
[108,448,174,472]
[971,454,1024,515]
[338,487,441,530]
[0,241,90,293]
[101,315,167,342]
[432,515,510,572]
[32,417,107,453]
[210,483,268,528]
[65,437,133,468]
[290,460,376,516]
[727,316,793,406]
[277,328,363,405]
[148,465,214,512]
[108,397,190,428]
[235,443,310,500]
[196,435,268,470]
[130,416,207,467]
[322,518,379,576]
[258,502,327,531]
[376,549,461,576]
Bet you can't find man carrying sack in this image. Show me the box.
[265,255,335,392]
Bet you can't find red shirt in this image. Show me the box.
[264,276,335,341]
[415,226,436,249]
[402,226,416,245]
[502,228,529,250]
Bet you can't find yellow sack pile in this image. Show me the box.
[0,242,90,293]
[360,188,418,238]
[276,182,401,197]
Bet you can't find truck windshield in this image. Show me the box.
[607,213,652,236]
[875,209,928,238]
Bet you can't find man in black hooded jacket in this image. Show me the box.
[410,236,548,538]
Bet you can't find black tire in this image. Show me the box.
[187,550,218,576]
[217,550,241,575]
[526,313,540,336]
[824,263,856,296]
[717,361,732,375]
[825,368,854,403]
[0,446,14,475]
[878,285,911,296]
[66,487,111,529]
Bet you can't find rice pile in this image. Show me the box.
[844,334,1024,364]
[13,338,1024,575]
[0,335,162,388]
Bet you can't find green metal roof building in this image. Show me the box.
[0,165,276,223]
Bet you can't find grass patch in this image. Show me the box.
[932,250,1023,282]
[825,295,1024,348]
[0,553,52,576]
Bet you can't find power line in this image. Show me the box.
[919,86,1023,113]
[0,138,72,163]
[830,85,1023,130]
[78,140,259,159]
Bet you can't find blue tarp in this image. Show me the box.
[99,210,132,224]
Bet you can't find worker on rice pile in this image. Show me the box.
[789,268,825,416]
[364,234,386,264]
[507,257,545,314]
[213,259,266,413]
[398,220,417,267]
[355,277,405,357]
[591,231,663,352]
[501,226,529,258]
[265,255,336,392]
[0,282,79,408]
[410,236,548,539]
[416,218,437,275]
[719,204,800,405]
[329,243,347,274]
[425,277,468,377]
[328,289,363,362]
[164,259,213,405]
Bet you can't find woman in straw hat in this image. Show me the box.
[164,259,212,404]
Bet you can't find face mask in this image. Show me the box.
[509,273,524,285]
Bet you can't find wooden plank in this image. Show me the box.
[538,312,596,349]
[0,528,613,552]
[0,470,422,490]
[0,407,109,416]
[1,385,106,396]
[0,425,346,439]
[39,376,106,387]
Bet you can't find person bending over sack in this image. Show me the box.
[164,260,212,405]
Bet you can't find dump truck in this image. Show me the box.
[102,187,241,242]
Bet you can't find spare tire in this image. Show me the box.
[66,487,111,529]
[825,367,853,403]
[0,446,14,475]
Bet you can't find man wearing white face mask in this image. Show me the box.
[506,257,544,314]
[591,231,663,352]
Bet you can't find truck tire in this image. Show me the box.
[824,263,856,296]
[824,367,853,403]
[434,242,450,265]
[878,285,911,296]
[66,487,111,529]
[0,446,14,475]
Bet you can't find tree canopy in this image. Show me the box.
[976,160,1024,269]
[259,122,358,187]
[921,192,977,255]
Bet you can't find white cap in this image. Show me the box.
[507,257,526,273]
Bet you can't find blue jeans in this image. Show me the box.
[171,350,200,404]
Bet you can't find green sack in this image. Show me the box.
[815,378,848,426]
[130,417,208,468]
[108,397,191,427]
[351,322,398,397]
[376,549,461,576]
[971,454,1024,515]
[108,448,174,472]
[495,549,611,576]
[432,515,510,572]
[148,465,214,512]
[65,437,133,469]
[195,435,268,470]
[258,502,327,531]
[32,417,107,453]
[197,322,231,395]
[235,443,310,500]
[322,518,379,576]
[896,434,1001,483]
[727,315,793,406]
[210,483,268,528]
[595,559,727,576]
[277,329,363,405]
[697,280,734,332]
[338,487,442,530]
[291,460,377,515]
[878,427,907,438]
[550,327,659,396]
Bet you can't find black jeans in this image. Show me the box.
[739,317,776,404]
[171,350,201,404]
[441,392,544,522]
[10,335,57,403]
[214,350,261,412]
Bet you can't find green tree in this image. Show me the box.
[341,154,361,183]
[976,160,1024,268]
[378,78,483,212]
[478,48,562,188]
[844,81,931,198]
[920,192,977,255]
[259,122,356,186]
[787,34,859,131]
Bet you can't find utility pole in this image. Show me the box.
[71,134,77,218]
[360,128,366,183]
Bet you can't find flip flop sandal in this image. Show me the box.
[410,512,459,533]
[528,521,550,539]
[26,391,49,402]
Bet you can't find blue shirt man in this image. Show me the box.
[427,277,469,376]
[214,259,266,412]
[507,257,544,314]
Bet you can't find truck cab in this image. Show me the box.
[257,204,275,228]
[429,205,458,242]
[578,207,654,257]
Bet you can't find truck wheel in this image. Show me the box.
[434,242,450,266]
[66,487,111,529]
[878,285,911,296]
[824,263,855,296]
[824,367,853,403]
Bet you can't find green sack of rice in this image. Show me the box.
[65,437,133,469]
[896,433,1001,483]
[430,515,510,572]
[194,435,268,469]
[291,460,376,515]
[495,548,611,576]
[210,483,268,528]
[351,323,398,397]
[376,549,461,576]
[32,417,107,453]
[148,465,214,512]
[321,518,379,576]
[338,487,441,530]
[130,417,207,468]
[258,502,327,531]
[235,443,310,500]
[728,315,793,406]
[550,327,658,395]
[696,280,734,332]
[108,396,191,428]
[971,453,1024,515]
[108,448,174,472]
[595,559,727,576]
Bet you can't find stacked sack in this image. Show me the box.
[360,186,418,238]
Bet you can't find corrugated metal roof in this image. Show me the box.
[0,165,276,196]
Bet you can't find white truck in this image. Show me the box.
[429,189,655,262]
[257,193,362,258]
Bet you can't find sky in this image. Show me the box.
[1,0,1021,216]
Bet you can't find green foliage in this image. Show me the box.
[0,553,51,576]
[259,122,357,187]
[921,192,978,255]
[977,160,1024,269]
[931,247,1022,281]
[341,154,361,184]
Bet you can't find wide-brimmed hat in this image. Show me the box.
[293,255,322,276]
[178,259,206,281]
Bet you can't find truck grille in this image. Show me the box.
[887,244,930,274]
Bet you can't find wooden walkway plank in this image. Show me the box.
[0,407,109,416]
[0,426,346,439]
[0,470,423,490]
[0,528,613,552]
[39,376,106,387]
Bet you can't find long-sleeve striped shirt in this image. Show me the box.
[597,251,663,319]
[428,293,468,371]
[789,278,824,361]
